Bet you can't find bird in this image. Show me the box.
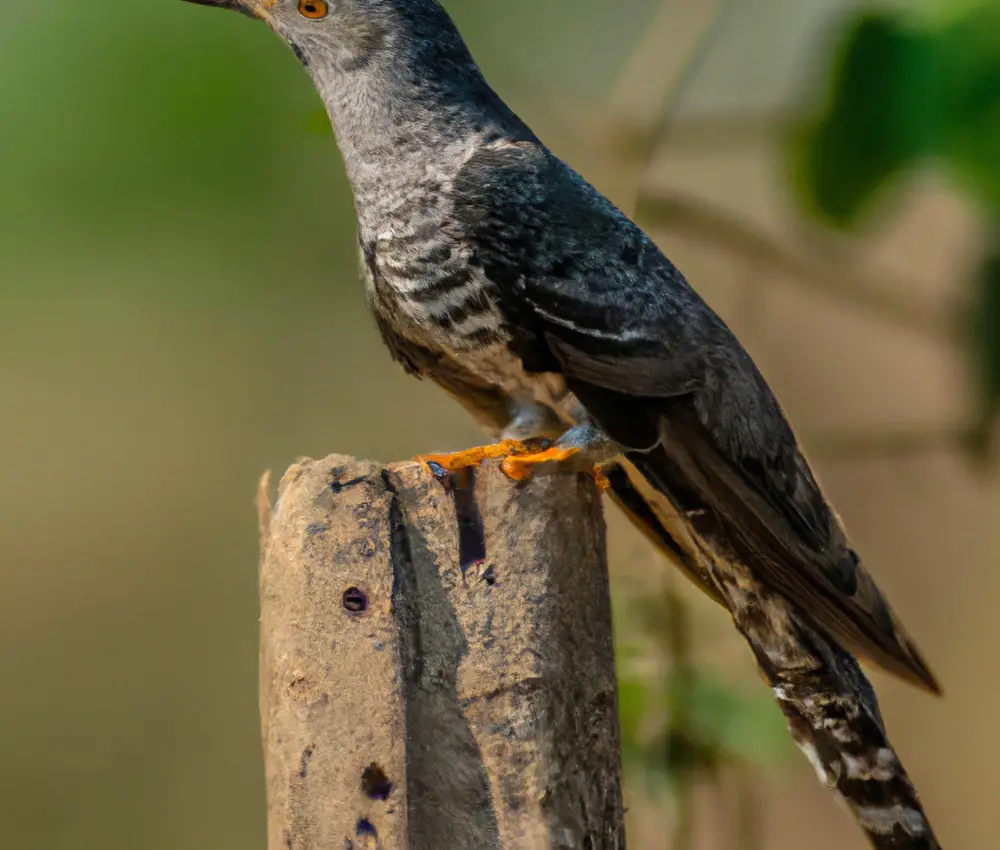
[182,1,943,846]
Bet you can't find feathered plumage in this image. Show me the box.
[184,1,943,845]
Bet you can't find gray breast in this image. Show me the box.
[365,229,507,354]
[360,233,578,432]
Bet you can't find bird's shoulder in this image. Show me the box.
[447,139,650,275]
[448,140,722,355]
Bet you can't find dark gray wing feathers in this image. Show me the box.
[449,141,939,693]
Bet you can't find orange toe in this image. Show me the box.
[592,465,612,491]
[416,440,527,473]
[500,445,580,481]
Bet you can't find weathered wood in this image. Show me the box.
[258,454,625,850]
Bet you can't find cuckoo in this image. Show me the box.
[182,1,943,846]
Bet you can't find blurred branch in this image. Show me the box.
[505,67,792,159]
[609,1,728,122]
[733,768,762,850]
[630,0,739,212]
[610,112,792,161]
[637,190,955,341]
[805,423,985,462]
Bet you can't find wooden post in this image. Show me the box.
[258,454,625,850]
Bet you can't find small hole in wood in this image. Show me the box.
[356,817,378,837]
[343,587,368,614]
[361,763,393,800]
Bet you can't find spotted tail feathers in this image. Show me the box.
[715,557,941,849]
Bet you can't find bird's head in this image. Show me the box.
[181,0,456,72]
[181,0,501,168]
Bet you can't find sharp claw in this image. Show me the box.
[424,460,451,485]
[499,445,581,481]
[416,439,590,483]
[416,440,528,473]
[499,456,532,482]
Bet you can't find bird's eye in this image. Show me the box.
[298,0,328,19]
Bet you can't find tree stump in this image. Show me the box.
[258,454,625,850]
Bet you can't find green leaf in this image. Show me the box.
[790,11,938,227]
[617,672,649,760]
[920,0,996,29]
[623,665,793,783]
[934,6,1000,210]
[665,671,793,769]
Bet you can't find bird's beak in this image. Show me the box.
[180,0,261,20]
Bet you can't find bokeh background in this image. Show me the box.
[2,0,998,848]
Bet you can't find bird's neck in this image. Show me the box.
[298,2,533,232]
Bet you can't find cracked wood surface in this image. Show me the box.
[257,454,624,850]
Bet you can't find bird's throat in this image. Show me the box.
[293,4,528,225]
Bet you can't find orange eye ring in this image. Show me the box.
[298,0,328,19]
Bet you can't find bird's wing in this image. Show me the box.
[450,142,939,693]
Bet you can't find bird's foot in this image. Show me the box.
[500,422,618,487]
[417,425,617,488]
[592,465,612,491]
[501,449,610,490]
[416,439,530,474]
[500,445,580,481]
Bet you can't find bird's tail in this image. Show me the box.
[605,460,941,849]
[740,593,942,849]
[698,554,942,848]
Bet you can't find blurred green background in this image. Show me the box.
[2,0,997,848]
